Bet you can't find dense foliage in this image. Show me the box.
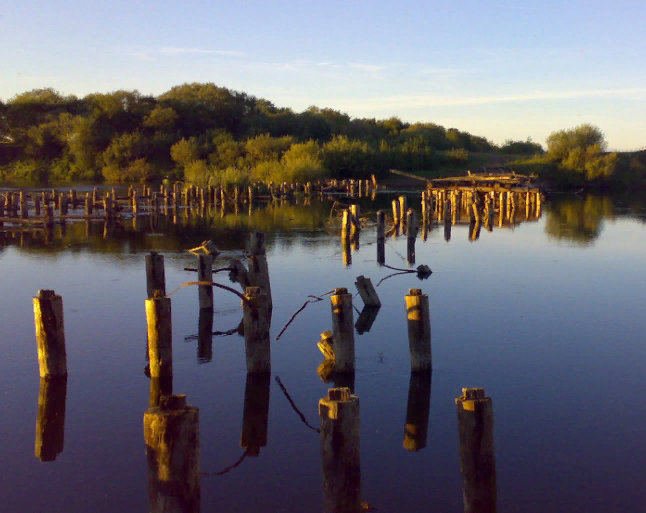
[1,86,642,190]
[0,84,498,186]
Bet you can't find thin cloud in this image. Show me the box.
[420,67,484,75]
[332,87,646,110]
[349,63,384,73]
[159,47,244,57]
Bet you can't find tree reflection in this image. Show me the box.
[544,195,614,245]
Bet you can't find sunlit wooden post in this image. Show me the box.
[319,387,360,513]
[34,376,68,461]
[403,371,431,452]
[331,288,355,373]
[240,373,271,456]
[243,286,271,373]
[144,395,200,513]
[392,199,400,225]
[146,295,172,377]
[376,210,385,266]
[33,290,67,378]
[145,252,166,299]
[354,276,381,307]
[405,289,431,372]
[399,195,407,226]
[456,388,497,513]
[247,231,273,312]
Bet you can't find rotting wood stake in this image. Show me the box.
[243,286,271,373]
[33,290,67,378]
[354,276,381,307]
[330,288,355,373]
[405,288,432,372]
[197,254,214,310]
[145,252,166,299]
[146,295,172,377]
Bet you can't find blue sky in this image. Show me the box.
[2,0,645,150]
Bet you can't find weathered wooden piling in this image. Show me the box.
[145,252,166,298]
[330,288,355,373]
[403,371,431,452]
[376,210,385,240]
[34,376,67,462]
[392,199,400,225]
[456,388,497,513]
[144,395,200,513]
[399,195,407,225]
[354,276,381,307]
[197,254,213,310]
[33,290,67,378]
[247,231,273,312]
[197,308,213,364]
[240,373,271,456]
[243,286,271,373]
[405,289,432,372]
[146,295,172,377]
[319,387,360,513]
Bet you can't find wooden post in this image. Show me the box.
[145,252,166,298]
[406,208,418,239]
[319,387,360,513]
[33,290,67,378]
[34,195,40,216]
[456,388,497,513]
[144,395,200,513]
[376,210,385,240]
[197,308,213,364]
[34,376,67,461]
[84,193,93,216]
[197,254,213,310]
[330,288,355,373]
[104,195,113,219]
[240,373,271,456]
[20,191,27,218]
[243,286,271,373]
[146,296,172,377]
[132,189,139,215]
[403,371,431,452]
[60,192,68,216]
[392,199,400,225]
[247,231,272,312]
[354,276,381,307]
[405,289,431,372]
[398,195,407,225]
[444,214,451,242]
[349,204,360,238]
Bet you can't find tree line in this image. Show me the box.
[1,82,643,189]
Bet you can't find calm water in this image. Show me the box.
[1,192,645,513]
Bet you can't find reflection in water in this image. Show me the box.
[403,372,431,452]
[320,388,360,513]
[456,388,497,513]
[240,373,270,456]
[545,196,614,245]
[149,377,173,408]
[34,376,67,462]
[355,306,381,335]
[144,395,200,513]
[197,309,213,364]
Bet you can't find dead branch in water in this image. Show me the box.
[275,376,320,433]
[275,290,335,340]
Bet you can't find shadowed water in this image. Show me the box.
[0,192,645,513]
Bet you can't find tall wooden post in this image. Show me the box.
[243,286,271,373]
[405,289,431,372]
[144,395,200,513]
[456,388,497,513]
[34,376,67,461]
[145,252,166,298]
[377,210,385,266]
[247,231,272,312]
[240,373,271,456]
[197,254,213,310]
[330,288,355,373]
[33,290,67,378]
[398,195,407,225]
[392,199,400,225]
[319,388,360,513]
[403,371,431,452]
[146,296,172,377]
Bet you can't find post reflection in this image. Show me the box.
[402,371,431,452]
[197,308,213,364]
[144,395,200,513]
[240,373,270,456]
[34,376,67,462]
[320,388,360,513]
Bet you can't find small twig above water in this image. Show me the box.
[201,450,248,477]
[166,280,253,309]
[275,290,335,340]
[275,376,320,434]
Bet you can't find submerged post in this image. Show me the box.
[145,252,166,298]
[240,373,271,456]
[403,371,431,452]
[319,387,360,513]
[405,289,431,372]
[146,295,172,377]
[33,290,67,378]
[34,376,68,461]
[144,395,200,513]
[376,210,385,240]
[354,276,381,307]
[456,388,497,513]
[243,286,271,373]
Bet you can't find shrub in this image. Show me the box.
[446,148,469,165]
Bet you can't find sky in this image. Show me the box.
[2,0,645,150]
